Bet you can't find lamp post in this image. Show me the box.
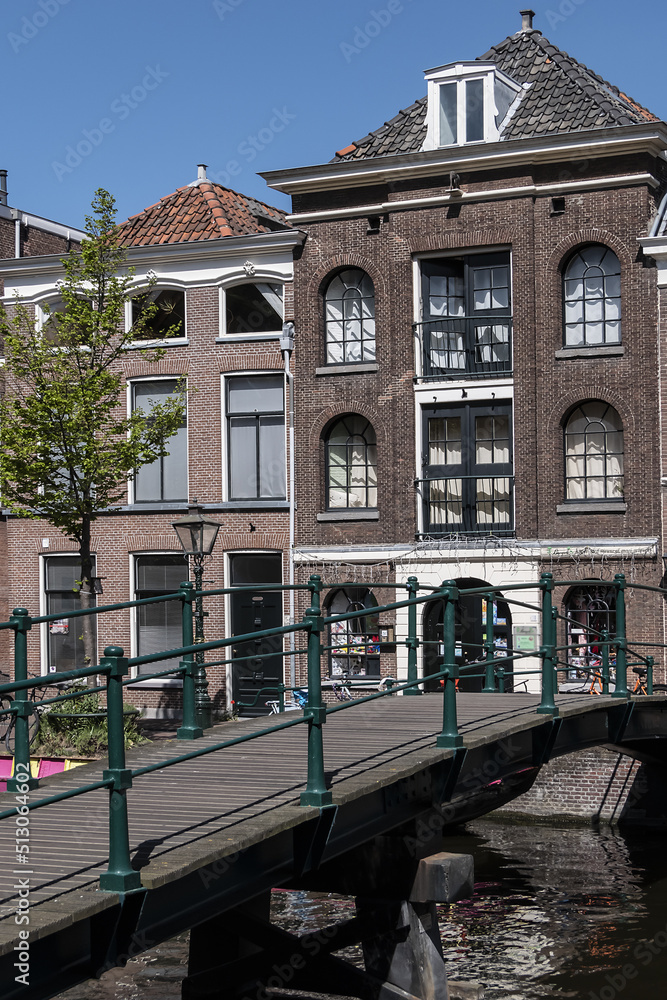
[172,502,221,730]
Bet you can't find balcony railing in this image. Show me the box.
[416,318,513,379]
[416,474,515,536]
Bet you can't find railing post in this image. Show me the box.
[300,576,333,807]
[7,608,37,792]
[537,573,559,716]
[99,646,142,893]
[436,581,463,749]
[177,582,203,740]
[612,573,628,699]
[482,593,496,693]
[647,656,654,695]
[405,576,421,695]
[601,629,610,696]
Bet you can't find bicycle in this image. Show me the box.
[632,667,667,696]
[1,679,54,755]
[267,688,308,714]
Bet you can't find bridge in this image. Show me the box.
[1,574,666,1000]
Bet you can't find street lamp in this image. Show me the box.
[172,501,221,729]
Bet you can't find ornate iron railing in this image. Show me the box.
[415,318,513,379]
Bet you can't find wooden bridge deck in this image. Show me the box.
[0,691,607,927]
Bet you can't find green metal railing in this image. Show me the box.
[0,571,665,893]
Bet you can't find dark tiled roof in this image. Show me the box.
[117,182,289,247]
[333,29,660,162]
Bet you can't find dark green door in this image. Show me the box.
[229,554,282,717]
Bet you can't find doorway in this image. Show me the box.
[422,578,513,692]
[229,553,283,717]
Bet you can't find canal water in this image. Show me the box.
[56,818,667,1000]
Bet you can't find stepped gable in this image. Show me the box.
[117,182,289,247]
[333,28,660,162]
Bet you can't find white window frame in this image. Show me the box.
[128,551,187,686]
[217,279,285,340]
[221,372,287,502]
[423,62,521,150]
[127,375,189,505]
[125,285,189,347]
[40,553,97,676]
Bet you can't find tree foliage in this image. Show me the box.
[0,189,186,665]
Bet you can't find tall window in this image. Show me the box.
[325,269,376,364]
[421,402,513,534]
[564,402,624,501]
[227,375,285,500]
[563,246,621,346]
[44,557,96,673]
[134,555,186,677]
[326,415,377,510]
[224,282,283,334]
[565,585,616,676]
[327,588,380,678]
[419,252,511,377]
[132,289,186,340]
[132,380,187,502]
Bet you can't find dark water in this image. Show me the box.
[57,819,667,1000]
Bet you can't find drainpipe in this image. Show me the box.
[280,321,297,690]
[14,214,21,257]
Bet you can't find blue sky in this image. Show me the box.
[2,0,666,230]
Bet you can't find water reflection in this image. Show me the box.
[55,820,667,1000]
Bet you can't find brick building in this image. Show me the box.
[263,10,667,691]
[0,167,304,718]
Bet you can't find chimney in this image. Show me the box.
[197,164,208,182]
[520,9,535,31]
[0,170,7,207]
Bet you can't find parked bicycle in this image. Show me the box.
[632,666,667,696]
[0,682,46,755]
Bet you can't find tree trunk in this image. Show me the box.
[78,517,97,685]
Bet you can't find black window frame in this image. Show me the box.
[325,414,378,511]
[324,268,376,366]
[563,401,624,502]
[562,245,621,348]
[418,250,512,379]
[421,401,514,535]
[326,587,381,678]
[226,374,286,501]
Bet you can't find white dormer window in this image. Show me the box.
[423,62,521,151]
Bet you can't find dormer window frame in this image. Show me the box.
[423,62,521,151]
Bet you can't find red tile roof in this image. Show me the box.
[117,182,289,247]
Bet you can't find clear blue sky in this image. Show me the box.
[2,0,666,230]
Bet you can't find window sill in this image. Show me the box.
[317,510,379,522]
[315,363,379,376]
[556,502,627,514]
[220,500,289,511]
[127,339,189,349]
[127,678,183,689]
[555,345,624,360]
[216,333,281,343]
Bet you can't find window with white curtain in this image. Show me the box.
[134,555,186,677]
[563,246,621,347]
[326,415,377,509]
[132,379,187,503]
[227,375,286,500]
[421,402,513,534]
[324,269,376,364]
[564,402,624,501]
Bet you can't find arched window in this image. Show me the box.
[564,584,616,677]
[563,245,621,347]
[327,587,380,677]
[564,402,624,501]
[325,268,375,364]
[131,288,186,340]
[326,415,377,509]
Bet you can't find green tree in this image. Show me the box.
[0,189,186,670]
